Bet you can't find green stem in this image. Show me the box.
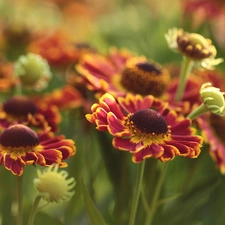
[16,175,23,225]
[144,162,169,225]
[175,57,194,101]
[187,103,209,120]
[27,195,42,225]
[128,160,146,225]
[15,82,22,95]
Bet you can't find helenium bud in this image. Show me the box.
[200,83,225,116]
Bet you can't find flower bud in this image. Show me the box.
[200,83,225,116]
[165,28,223,70]
[15,53,52,91]
[34,165,75,203]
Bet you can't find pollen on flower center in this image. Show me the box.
[120,57,170,97]
[128,109,169,134]
[176,30,216,60]
[3,96,37,117]
[136,62,162,75]
[0,124,39,151]
[123,108,171,146]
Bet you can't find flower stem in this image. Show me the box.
[28,194,42,225]
[15,82,22,95]
[144,162,169,225]
[187,103,209,120]
[16,175,23,225]
[175,57,194,101]
[128,160,146,225]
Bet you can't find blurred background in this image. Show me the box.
[0,0,225,225]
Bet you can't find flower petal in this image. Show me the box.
[38,149,63,165]
[113,137,143,152]
[107,112,130,136]
[4,154,25,176]
[132,144,164,163]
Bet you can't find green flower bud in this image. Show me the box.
[200,83,225,116]
[34,165,75,203]
[15,53,52,91]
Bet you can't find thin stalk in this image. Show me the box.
[175,57,194,101]
[144,162,169,225]
[27,195,42,225]
[16,175,23,225]
[14,82,22,95]
[128,160,146,225]
[141,188,150,213]
[187,103,208,120]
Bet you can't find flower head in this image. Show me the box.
[0,95,61,132]
[0,124,76,176]
[14,53,52,91]
[28,31,96,68]
[33,85,84,110]
[76,48,170,98]
[183,0,225,22]
[165,28,223,69]
[86,93,202,162]
[0,59,19,92]
[34,165,75,203]
[200,82,225,116]
[199,113,225,174]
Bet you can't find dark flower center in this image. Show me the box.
[136,62,161,74]
[176,31,215,60]
[129,109,168,135]
[120,58,170,97]
[0,124,40,149]
[209,113,225,145]
[3,96,37,117]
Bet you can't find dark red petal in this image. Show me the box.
[107,112,127,135]
[38,149,62,165]
[4,155,25,176]
[132,144,164,163]
[113,137,142,152]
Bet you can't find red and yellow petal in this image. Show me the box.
[132,144,165,163]
[4,154,26,176]
[118,94,155,113]
[107,112,130,136]
[99,93,124,119]
[23,152,46,165]
[113,137,143,153]
[37,149,63,165]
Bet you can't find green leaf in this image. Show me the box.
[81,178,108,225]
[157,193,183,207]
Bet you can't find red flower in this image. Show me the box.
[0,95,61,132]
[33,85,84,110]
[86,93,203,163]
[0,124,76,176]
[28,31,95,68]
[198,113,225,174]
[77,48,170,98]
